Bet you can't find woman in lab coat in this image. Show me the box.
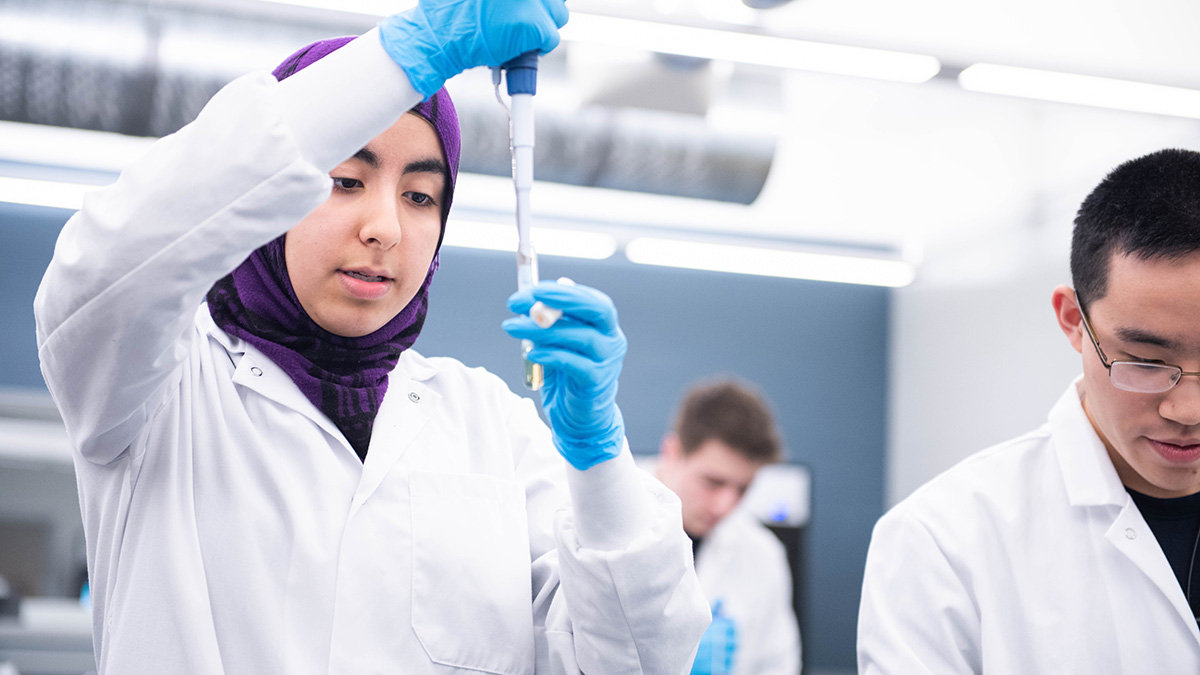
[32,1,709,673]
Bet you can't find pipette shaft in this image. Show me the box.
[504,52,544,389]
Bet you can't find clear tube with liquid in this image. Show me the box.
[517,248,542,390]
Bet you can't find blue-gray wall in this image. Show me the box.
[0,200,887,670]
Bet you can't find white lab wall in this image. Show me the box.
[886,100,1200,507]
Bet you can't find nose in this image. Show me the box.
[1160,376,1200,427]
[357,192,402,250]
[712,487,742,520]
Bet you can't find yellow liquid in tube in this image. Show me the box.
[523,341,543,390]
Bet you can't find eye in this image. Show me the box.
[405,191,436,207]
[332,177,363,192]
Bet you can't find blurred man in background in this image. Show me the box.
[657,379,802,675]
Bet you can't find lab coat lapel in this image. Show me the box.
[204,308,356,457]
[1104,503,1200,639]
[351,356,440,511]
[230,347,353,455]
[1052,379,1123,508]
[1053,379,1200,643]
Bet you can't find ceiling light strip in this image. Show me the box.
[0,177,907,284]
[624,237,915,287]
[0,177,91,211]
[256,1,939,83]
[959,64,1200,119]
[259,0,408,16]
[563,14,940,83]
[0,121,154,174]
[440,219,618,260]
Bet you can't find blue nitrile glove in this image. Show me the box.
[692,599,737,675]
[502,280,626,471]
[379,0,569,99]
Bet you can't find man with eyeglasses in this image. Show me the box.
[858,148,1200,673]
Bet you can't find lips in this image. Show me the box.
[338,268,394,300]
[1147,438,1200,464]
[341,269,391,282]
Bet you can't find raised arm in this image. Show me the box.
[35,0,568,464]
[33,34,420,464]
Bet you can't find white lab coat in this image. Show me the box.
[858,379,1200,674]
[34,31,708,675]
[695,509,801,675]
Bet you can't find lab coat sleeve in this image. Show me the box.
[33,31,421,464]
[509,400,710,674]
[857,507,982,675]
[554,453,711,674]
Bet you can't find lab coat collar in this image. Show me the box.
[1050,378,1200,637]
[198,305,441,474]
[205,311,351,454]
[396,348,438,382]
[1051,376,1130,508]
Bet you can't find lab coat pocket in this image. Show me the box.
[410,471,536,675]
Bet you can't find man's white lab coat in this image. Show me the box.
[695,509,801,674]
[858,379,1200,673]
[34,31,708,675]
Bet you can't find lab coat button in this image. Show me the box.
[1125,528,1136,540]
[250,367,263,377]
[408,391,421,403]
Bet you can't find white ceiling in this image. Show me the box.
[617,0,1200,86]
[5,0,1200,274]
[601,0,1200,263]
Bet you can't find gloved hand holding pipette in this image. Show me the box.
[503,280,627,471]
[378,0,568,98]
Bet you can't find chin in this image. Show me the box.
[323,317,387,338]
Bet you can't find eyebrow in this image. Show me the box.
[1114,326,1178,351]
[404,158,448,177]
[352,147,380,169]
[350,148,446,178]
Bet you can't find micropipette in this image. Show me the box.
[496,51,553,390]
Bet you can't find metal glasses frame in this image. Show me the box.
[1075,290,1200,393]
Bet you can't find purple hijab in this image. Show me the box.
[206,36,461,461]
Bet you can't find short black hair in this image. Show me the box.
[1071,148,1200,303]
[674,378,782,464]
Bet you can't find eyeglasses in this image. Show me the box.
[1076,291,1200,394]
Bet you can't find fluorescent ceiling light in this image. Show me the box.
[0,11,146,64]
[0,419,72,468]
[0,178,617,260]
[0,177,93,211]
[959,64,1200,119]
[0,121,153,174]
[260,0,411,16]
[624,237,915,287]
[255,1,938,83]
[563,14,940,84]
[443,219,618,260]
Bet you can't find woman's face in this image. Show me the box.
[285,113,446,337]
